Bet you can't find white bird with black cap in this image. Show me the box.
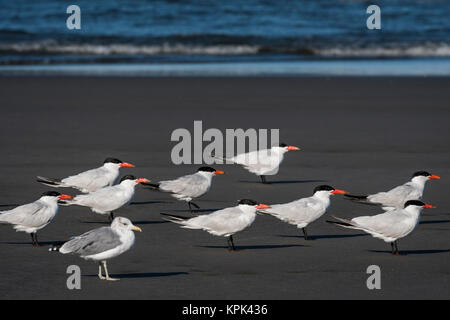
[50,216,142,281]
[0,191,73,246]
[37,157,136,193]
[60,175,150,221]
[142,166,225,213]
[344,171,440,210]
[259,185,347,240]
[327,200,436,255]
[161,199,270,251]
[214,143,300,184]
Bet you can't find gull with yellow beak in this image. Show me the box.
[50,217,142,281]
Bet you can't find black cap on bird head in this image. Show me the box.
[104,158,123,164]
[313,185,334,193]
[41,191,61,197]
[120,175,136,183]
[238,199,258,206]
[412,171,431,178]
[198,166,216,173]
[404,200,425,208]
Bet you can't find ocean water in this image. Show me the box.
[1,0,450,75]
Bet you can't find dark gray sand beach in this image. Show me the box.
[0,77,449,299]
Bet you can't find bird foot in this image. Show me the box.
[105,277,120,281]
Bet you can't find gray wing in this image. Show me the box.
[62,166,111,191]
[263,198,320,225]
[0,201,51,227]
[160,173,208,197]
[352,211,414,239]
[59,227,122,256]
[368,183,418,208]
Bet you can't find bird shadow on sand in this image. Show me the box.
[368,249,450,255]
[85,272,188,279]
[197,244,306,250]
[420,220,450,225]
[1,240,66,247]
[278,233,368,240]
[172,208,222,213]
[130,201,170,206]
[0,204,20,208]
[238,179,327,185]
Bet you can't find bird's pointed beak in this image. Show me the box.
[58,194,72,200]
[131,225,142,232]
[255,203,271,209]
[120,162,135,168]
[214,170,225,175]
[423,204,436,209]
[136,178,150,183]
[429,175,440,179]
[331,189,347,195]
[286,146,300,151]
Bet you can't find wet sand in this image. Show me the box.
[0,76,449,299]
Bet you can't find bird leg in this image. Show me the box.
[98,262,106,280]
[188,201,200,214]
[102,261,119,281]
[227,235,237,251]
[393,241,406,256]
[302,228,310,240]
[31,233,41,247]
[109,212,114,222]
[260,175,268,184]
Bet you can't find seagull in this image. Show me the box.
[37,157,135,193]
[344,171,440,211]
[214,143,300,183]
[0,191,72,246]
[161,199,270,251]
[50,217,142,281]
[259,185,347,240]
[142,166,224,213]
[327,200,435,255]
[61,175,150,221]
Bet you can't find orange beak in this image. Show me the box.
[120,162,135,168]
[136,178,150,183]
[214,170,225,175]
[423,204,436,209]
[331,189,347,195]
[429,175,440,180]
[58,194,72,200]
[255,203,271,209]
[286,146,300,151]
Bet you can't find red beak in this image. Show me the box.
[120,162,135,168]
[58,194,72,200]
[331,189,347,195]
[136,178,150,183]
[255,203,271,209]
[423,204,436,209]
[214,170,225,175]
[428,175,440,180]
[286,146,300,151]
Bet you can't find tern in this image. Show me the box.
[50,217,142,281]
[344,171,440,210]
[37,157,135,193]
[214,143,300,184]
[0,191,72,246]
[161,199,270,251]
[61,175,150,221]
[327,200,435,255]
[142,166,224,213]
[259,185,347,240]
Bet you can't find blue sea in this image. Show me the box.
[1,0,450,76]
